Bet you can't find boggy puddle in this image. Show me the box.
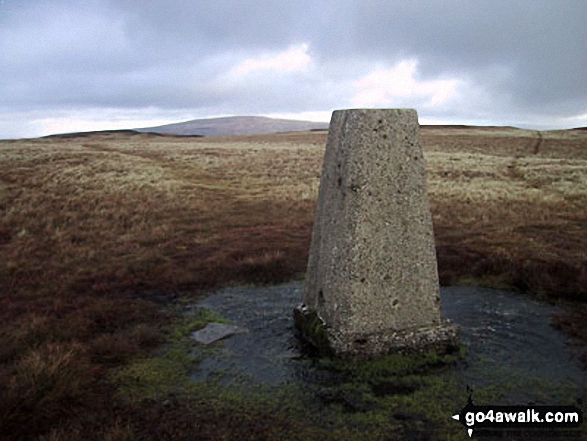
[187,282,586,412]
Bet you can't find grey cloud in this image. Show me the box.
[1,0,586,137]
[340,1,587,117]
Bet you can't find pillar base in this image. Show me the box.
[294,304,460,361]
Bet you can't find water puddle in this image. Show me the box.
[188,282,586,404]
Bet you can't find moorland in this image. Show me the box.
[1,126,586,439]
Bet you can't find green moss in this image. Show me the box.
[317,346,464,380]
[110,297,578,440]
[112,303,472,439]
[293,307,333,355]
[178,307,231,331]
[110,308,229,402]
[112,358,187,401]
[290,347,473,439]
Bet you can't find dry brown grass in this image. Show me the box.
[420,127,587,297]
[0,132,318,439]
[0,126,586,439]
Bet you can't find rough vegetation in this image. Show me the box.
[0,126,586,439]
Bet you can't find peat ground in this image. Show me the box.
[0,127,586,439]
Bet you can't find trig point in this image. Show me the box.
[294,108,459,360]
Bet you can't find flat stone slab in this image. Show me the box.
[191,322,247,345]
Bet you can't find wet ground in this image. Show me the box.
[188,282,586,405]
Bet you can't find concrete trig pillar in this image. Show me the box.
[294,108,459,359]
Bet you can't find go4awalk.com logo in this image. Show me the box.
[452,390,583,438]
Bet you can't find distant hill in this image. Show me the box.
[42,129,202,139]
[135,116,329,137]
[420,124,521,131]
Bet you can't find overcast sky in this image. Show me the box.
[1,0,586,138]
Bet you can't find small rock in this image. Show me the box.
[191,322,247,345]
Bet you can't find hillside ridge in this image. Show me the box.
[135,115,329,136]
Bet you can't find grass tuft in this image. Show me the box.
[1,343,95,438]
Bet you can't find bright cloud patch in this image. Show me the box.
[30,109,198,137]
[353,60,460,108]
[231,43,311,76]
[266,110,332,123]
[559,113,587,128]
[36,118,175,137]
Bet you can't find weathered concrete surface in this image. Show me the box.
[295,108,459,359]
